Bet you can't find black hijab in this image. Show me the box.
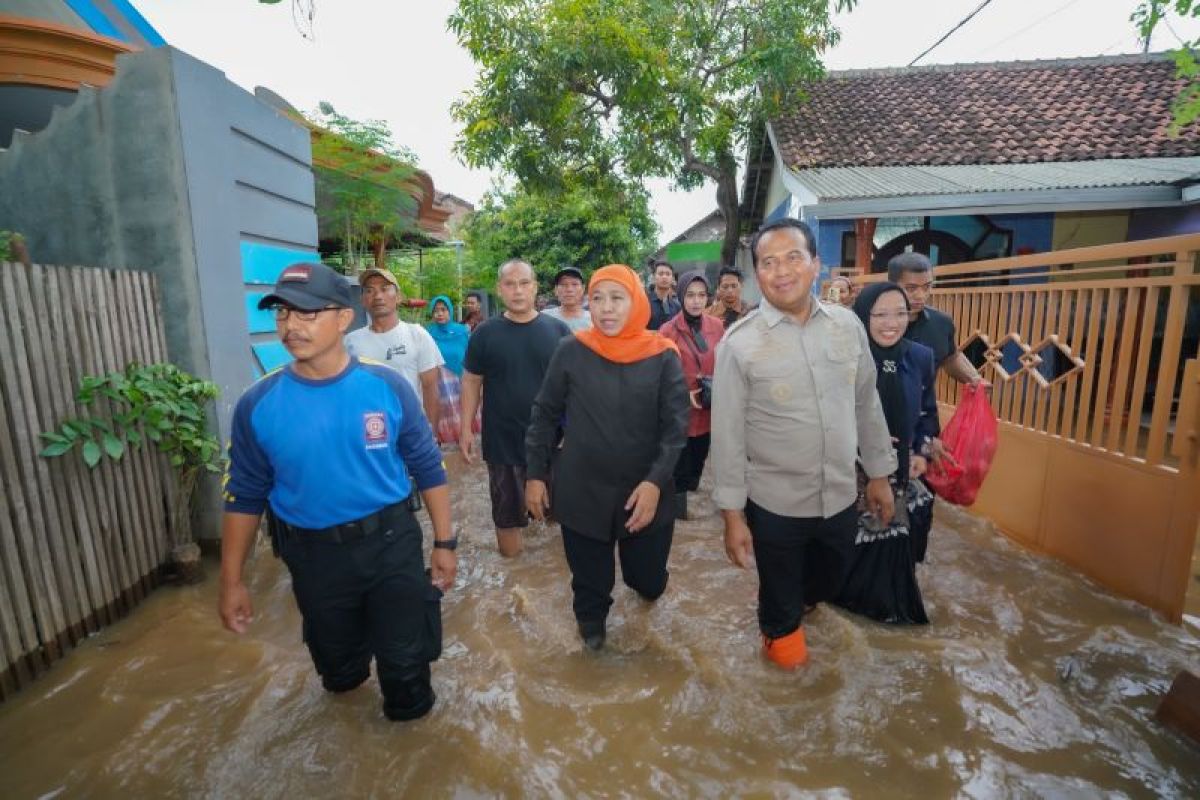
[677,270,711,350]
[853,281,912,480]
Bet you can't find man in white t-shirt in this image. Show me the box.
[345,268,444,429]
[541,266,592,332]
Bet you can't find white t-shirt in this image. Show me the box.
[543,306,592,332]
[345,321,445,396]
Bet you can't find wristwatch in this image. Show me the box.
[433,536,458,551]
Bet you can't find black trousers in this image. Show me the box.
[279,505,442,720]
[673,433,711,493]
[746,500,857,639]
[561,520,673,624]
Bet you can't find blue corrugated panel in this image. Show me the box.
[108,0,167,46]
[241,241,320,285]
[245,292,276,334]
[765,196,791,224]
[64,0,125,40]
[253,341,292,373]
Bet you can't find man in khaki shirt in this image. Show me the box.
[712,218,896,669]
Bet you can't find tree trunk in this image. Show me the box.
[716,158,741,266]
[169,468,204,584]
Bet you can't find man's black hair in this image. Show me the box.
[718,265,743,282]
[466,290,484,301]
[650,258,677,277]
[749,218,817,267]
[886,251,933,283]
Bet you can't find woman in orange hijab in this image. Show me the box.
[525,265,690,651]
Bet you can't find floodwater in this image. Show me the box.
[1,459,1198,798]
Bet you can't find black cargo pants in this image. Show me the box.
[278,502,443,721]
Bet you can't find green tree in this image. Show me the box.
[462,178,659,292]
[449,0,853,264]
[1134,1,1200,132]
[308,103,420,271]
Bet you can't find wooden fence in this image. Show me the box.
[0,262,178,700]
[861,233,1200,620]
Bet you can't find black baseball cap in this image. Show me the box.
[553,266,585,286]
[257,262,354,311]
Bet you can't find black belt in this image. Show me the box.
[281,500,411,544]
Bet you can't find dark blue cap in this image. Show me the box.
[257,262,353,311]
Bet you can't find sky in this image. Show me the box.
[134,0,1200,244]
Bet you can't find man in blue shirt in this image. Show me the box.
[219,261,457,722]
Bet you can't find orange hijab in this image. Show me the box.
[575,264,679,364]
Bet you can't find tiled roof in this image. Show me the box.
[771,54,1200,170]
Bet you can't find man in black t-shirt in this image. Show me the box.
[888,251,986,563]
[460,258,571,557]
[888,252,984,387]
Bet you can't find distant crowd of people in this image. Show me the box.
[217,217,983,721]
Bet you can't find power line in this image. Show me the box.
[976,0,1085,58]
[1098,34,1133,56]
[908,0,997,67]
[1164,18,1190,48]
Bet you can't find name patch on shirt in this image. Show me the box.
[363,411,389,449]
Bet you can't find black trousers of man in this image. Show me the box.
[561,519,673,629]
[745,500,857,639]
[279,503,441,721]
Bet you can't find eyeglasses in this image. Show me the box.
[869,310,911,322]
[272,305,342,322]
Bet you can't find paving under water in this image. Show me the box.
[1,460,1198,797]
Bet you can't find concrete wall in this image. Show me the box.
[168,48,319,402]
[0,45,319,538]
[0,47,209,383]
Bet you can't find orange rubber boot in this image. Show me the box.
[762,627,808,669]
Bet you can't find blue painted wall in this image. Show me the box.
[1128,206,1200,240]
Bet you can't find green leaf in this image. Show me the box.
[82,440,102,468]
[40,441,73,458]
[64,419,91,437]
[102,433,124,460]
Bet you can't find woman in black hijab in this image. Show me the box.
[832,281,939,624]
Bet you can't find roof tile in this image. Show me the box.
[771,54,1200,170]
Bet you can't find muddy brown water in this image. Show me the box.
[1,459,1198,798]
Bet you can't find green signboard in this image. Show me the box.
[665,241,722,263]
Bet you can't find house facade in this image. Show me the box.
[740,53,1200,282]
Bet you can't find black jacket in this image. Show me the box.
[647,290,681,330]
[525,338,690,541]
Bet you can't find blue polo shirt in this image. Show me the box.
[223,357,446,529]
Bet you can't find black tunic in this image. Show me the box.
[525,338,690,542]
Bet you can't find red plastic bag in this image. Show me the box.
[924,384,998,506]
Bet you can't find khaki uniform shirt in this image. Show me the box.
[711,297,896,518]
